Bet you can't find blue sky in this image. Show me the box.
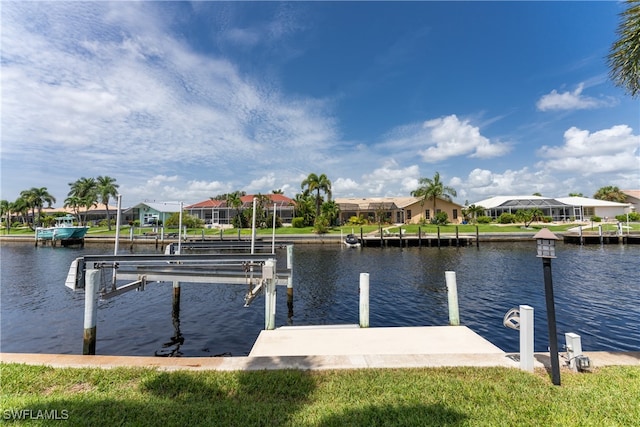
[1,1,638,207]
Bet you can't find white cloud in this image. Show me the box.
[359,160,421,196]
[536,83,615,111]
[537,125,640,174]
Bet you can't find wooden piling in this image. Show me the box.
[418,227,422,248]
[437,226,441,248]
[455,226,459,247]
[476,225,480,248]
[83,268,100,355]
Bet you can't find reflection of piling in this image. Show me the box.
[359,273,370,328]
[286,245,294,321]
[83,268,100,355]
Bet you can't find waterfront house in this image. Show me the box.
[472,195,631,222]
[186,194,295,227]
[335,197,464,225]
[125,202,182,226]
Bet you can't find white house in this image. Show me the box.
[472,195,631,222]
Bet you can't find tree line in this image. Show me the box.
[1,176,119,231]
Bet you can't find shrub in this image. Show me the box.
[291,217,305,228]
[616,212,640,222]
[591,216,602,222]
[542,216,553,223]
[313,216,329,234]
[431,212,449,225]
[498,213,517,224]
[348,215,367,226]
[476,216,492,224]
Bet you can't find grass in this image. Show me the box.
[1,363,639,426]
[2,221,639,238]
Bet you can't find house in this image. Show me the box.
[185,194,295,227]
[125,202,183,226]
[556,197,633,221]
[472,195,632,222]
[622,190,640,213]
[335,196,464,225]
[41,204,128,225]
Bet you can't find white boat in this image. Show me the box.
[344,233,361,248]
[36,215,88,241]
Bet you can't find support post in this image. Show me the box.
[519,305,534,372]
[437,226,441,248]
[476,225,480,248]
[359,273,370,327]
[83,268,100,355]
[264,259,276,330]
[445,271,460,326]
[543,257,561,385]
[251,197,257,255]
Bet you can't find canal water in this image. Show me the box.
[1,241,638,357]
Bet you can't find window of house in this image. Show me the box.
[425,209,430,219]
[407,210,412,220]
[453,209,458,219]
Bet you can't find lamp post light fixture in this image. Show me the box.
[534,228,561,386]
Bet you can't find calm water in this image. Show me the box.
[1,241,638,357]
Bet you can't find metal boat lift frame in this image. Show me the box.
[67,247,294,355]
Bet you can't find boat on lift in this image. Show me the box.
[36,215,88,241]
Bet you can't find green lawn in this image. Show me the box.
[2,221,639,238]
[1,363,638,426]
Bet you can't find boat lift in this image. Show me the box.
[66,247,294,355]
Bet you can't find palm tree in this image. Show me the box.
[0,200,10,231]
[593,186,627,203]
[466,204,485,223]
[96,176,119,230]
[301,173,332,218]
[410,172,457,221]
[292,193,315,226]
[19,187,56,229]
[321,200,341,226]
[225,191,243,228]
[64,196,83,221]
[68,177,97,225]
[608,0,640,97]
[11,197,30,226]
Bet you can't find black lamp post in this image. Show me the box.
[534,228,561,386]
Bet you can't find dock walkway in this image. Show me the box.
[2,325,638,371]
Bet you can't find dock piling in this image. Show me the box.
[264,259,276,330]
[519,305,534,372]
[445,271,460,326]
[359,273,370,328]
[83,268,100,355]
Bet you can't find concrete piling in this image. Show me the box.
[83,268,100,355]
[359,273,370,328]
[445,271,460,326]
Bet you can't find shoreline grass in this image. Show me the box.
[2,221,639,238]
[1,363,638,426]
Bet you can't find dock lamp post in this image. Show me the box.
[534,228,561,386]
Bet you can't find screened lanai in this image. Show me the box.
[476,196,581,221]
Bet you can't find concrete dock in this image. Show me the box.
[2,325,638,371]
